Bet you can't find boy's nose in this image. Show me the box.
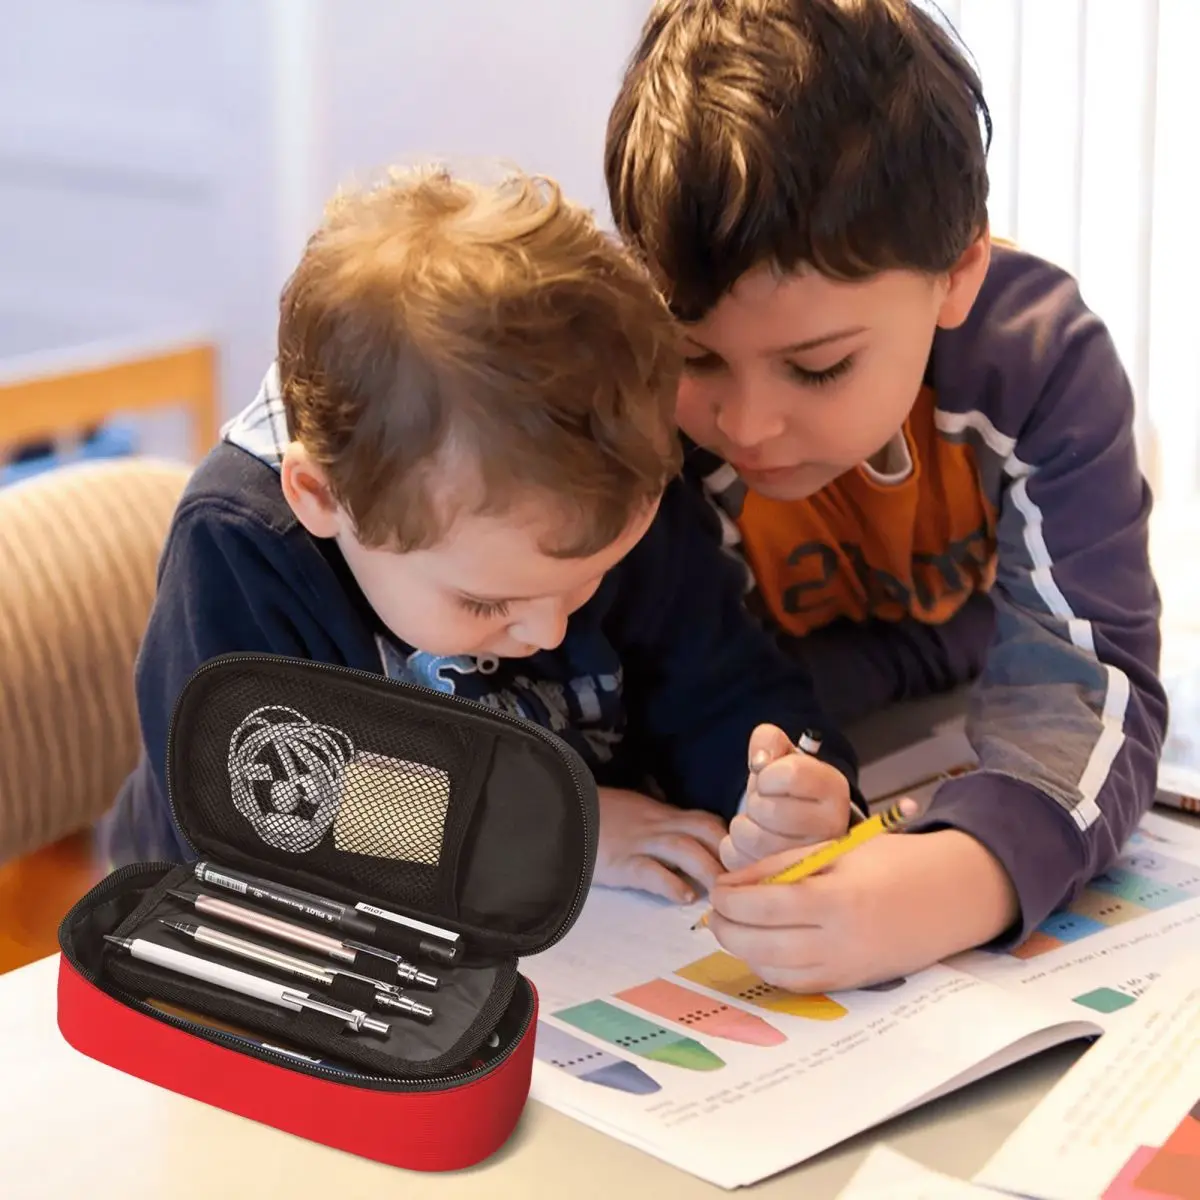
[512,600,569,652]
[713,385,786,451]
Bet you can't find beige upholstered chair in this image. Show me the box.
[0,458,190,863]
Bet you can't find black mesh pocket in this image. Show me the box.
[170,659,497,916]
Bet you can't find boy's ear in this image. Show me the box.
[935,229,992,330]
[280,442,342,538]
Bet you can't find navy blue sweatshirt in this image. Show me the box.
[100,382,858,865]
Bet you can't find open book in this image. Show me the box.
[975,959,1200,1200]
[1155,663,1200,814]
[523,732,1200,1190]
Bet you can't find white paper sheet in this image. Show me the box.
[975,959,1200,1200]
[836,1147,1003,1199]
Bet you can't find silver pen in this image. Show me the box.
[160,920,435,1024]
[165,889,439,991]
[103,934,391,1035]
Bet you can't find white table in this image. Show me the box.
[0,954,1079,1199]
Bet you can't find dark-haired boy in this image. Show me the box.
[605,0,1166,989]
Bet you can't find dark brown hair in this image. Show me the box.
[277,167,682,555]
[605,0,992,320]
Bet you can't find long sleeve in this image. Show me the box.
[914,256,1168,943]
[608,480,861,820]
[101,449,381,865]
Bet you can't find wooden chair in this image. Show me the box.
[0,458,192,972]
[0,337,219,464]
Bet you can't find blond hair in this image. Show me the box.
[278,166,682,554]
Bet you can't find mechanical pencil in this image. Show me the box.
[103,934,391,1035]
[165,888,439,990]
[160,920,435,1023]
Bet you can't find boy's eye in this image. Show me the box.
[459,596,510,619]
[787,355,854,387]
[682,352,724,374]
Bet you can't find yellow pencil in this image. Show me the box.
[692,800,913,931]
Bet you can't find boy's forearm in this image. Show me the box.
[901,828,1020,955]
[908,773,1087,946]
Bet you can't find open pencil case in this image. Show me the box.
[56,652,598,1171]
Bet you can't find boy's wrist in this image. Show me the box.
[907,772,1088,947]
[914,828,1020,950]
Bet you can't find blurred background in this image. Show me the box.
[1,0,1197,965]
[2,1,1195,500]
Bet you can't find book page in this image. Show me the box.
[859,727,1200,1027]
[836,1147,1003,1198]
[949,813,1200,1028]
[524,889,1092,1190]
[975,959,1200,1200]
[1156,664,1200,813]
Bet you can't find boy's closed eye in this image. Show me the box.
[682,349,855,389]
[784,354,855,387]
[457,595,512,619]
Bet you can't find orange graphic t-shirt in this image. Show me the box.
[734,387,998,637]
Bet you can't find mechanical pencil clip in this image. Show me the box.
[103,934,391,1035]
[166,889,440,991]
[160,920,436,1024]
[692,797,917,933]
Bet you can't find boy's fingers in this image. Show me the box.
[711,870,833,928]
[718,833,753,873]
[747,723,797,774]
[621,856,697,905]
[753,753,843,801]
[707,914,825,970]
[647,833,723,893]
[664,809,727,854]
[743,785,849,842]
[715,840,832,888]
[726,812,822,864]
[755,962,845,994]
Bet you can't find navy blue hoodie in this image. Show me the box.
[100,371,858,864]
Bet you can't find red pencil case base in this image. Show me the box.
[56,953,538,1172]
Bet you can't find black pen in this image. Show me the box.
[194,860,462,965]
[193,861,377,939]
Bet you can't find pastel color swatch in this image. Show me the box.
[615,978,786,1047]
[675,951,848,1020]
[1074,986,1139,1015]
[553,999,725,1072]
[534,1020,660,1095]
[1001,843,1200,960]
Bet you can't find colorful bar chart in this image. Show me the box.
[676,951,848,1020]
[553,999,726,1071]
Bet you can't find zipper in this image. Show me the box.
[164,652,597,953]
[59,867,533,1092]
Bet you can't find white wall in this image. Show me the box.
[0,0,652,447]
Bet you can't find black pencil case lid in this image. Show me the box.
[164,653,599,962]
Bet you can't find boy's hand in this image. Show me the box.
[719,724,853,872]
[595,787,726,904]
[707,827,1020,992]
